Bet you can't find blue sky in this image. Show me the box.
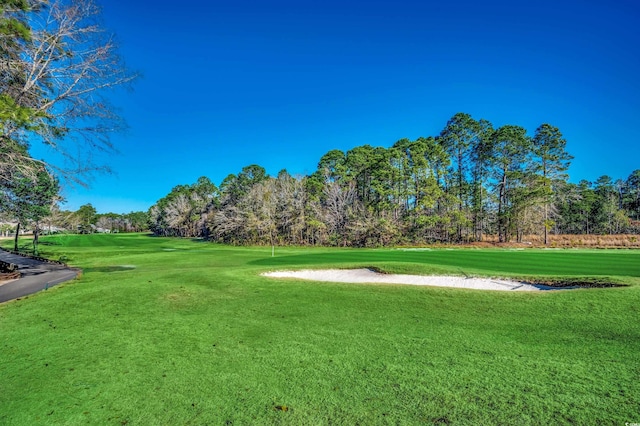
[40,0,640,213]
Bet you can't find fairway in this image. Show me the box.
[1,234,639,425]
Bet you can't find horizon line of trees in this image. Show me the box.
[1,202,149,252]
[43,204,149,235]
[148,113,640,246]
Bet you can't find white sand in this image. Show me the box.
[262,268,544,291]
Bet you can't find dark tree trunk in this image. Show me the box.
[33,223,40,255]
[498,172,507,243]
[544,204,549,245]
[14,222,21,251]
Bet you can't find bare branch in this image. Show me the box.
[1,0,138,185]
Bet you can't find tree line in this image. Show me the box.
[3,4,638,248]
[41,204,148,235]
[1,202,148,252]
[148,113,640,246]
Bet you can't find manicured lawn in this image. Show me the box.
[1,234,639,425]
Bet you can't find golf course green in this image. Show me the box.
[1,233,639,424]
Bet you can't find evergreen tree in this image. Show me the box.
[531,124,573,244]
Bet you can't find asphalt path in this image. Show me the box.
[0,250,79,303]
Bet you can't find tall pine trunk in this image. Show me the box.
[544,203,549,245]
[498,172,507,243]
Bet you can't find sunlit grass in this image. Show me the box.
[1,234,639,424]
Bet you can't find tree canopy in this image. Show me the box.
[148,113,639,246]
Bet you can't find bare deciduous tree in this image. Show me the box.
[322,179,359,246]
[2,0,137,184]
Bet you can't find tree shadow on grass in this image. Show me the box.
[83,266,136,273]
[38,241,61,246]
[249,251,410,268]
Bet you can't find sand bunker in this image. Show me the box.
[262,269,556,291]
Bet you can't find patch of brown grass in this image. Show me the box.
[476,234,640,248]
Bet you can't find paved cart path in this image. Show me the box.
[0,250,79,303]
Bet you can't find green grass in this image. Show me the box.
[1,233,639,425]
